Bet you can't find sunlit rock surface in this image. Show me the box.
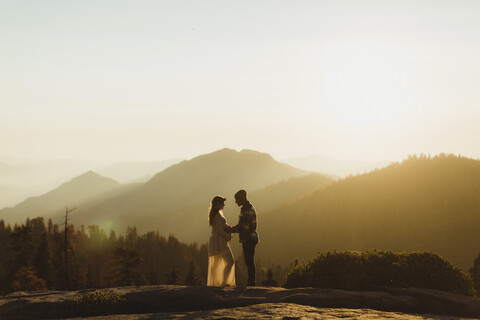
[70,303,479,320]
[1,285,479,320]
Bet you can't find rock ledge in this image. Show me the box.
[0,285,479,319]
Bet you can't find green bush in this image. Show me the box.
[284,250,474,296]
[70,289,126,305]
[67,289,127,316]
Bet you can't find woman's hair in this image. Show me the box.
[208,195,226,226]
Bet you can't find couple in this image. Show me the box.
[207,190,259,287]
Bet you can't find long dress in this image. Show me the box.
[207,211,236,286]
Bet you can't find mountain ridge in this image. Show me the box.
[259,154,480,270]
[0,171,122,223]
[67,148,314,239]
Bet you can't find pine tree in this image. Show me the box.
[51,224,64,290]
[109,247,143,286]
[0,263,4,294]
[47,219,53,235]
[86,265,96,289]
[146,263,159,285]
[470,253,480,293]
[0,220,9,293]
[125,226,138,248]
[262,269,278,287]
[185,261,201,286]
[165,266,180,285]
[63,224,77,290]
[33,231,54,289]
[7,225,35,284]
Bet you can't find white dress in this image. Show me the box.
[207,211,235,286]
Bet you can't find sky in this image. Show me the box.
[1,0,479,163]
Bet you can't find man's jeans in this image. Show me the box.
[242,241,256,286]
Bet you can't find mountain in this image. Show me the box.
[258,154,480,270]
[0,171,123,223]
[143,148,309,208]
[62,148,316,241]
[0,159,107,210]
[283,154,391,177]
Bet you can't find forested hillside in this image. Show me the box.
[259,154,480,270]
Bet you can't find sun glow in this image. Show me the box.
[316,40,415,130]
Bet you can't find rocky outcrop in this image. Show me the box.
[60,303,480,320]
[1,285,479,319]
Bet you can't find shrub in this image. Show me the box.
[70,289,126,305]
[12,267,47,292]
[67,289,127,317]
[284,250,474,296]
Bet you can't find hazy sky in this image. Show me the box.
[1,0,479,163]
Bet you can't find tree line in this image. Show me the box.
[0,217,209,294]
[3,215,480,296]
[0,217,286,294]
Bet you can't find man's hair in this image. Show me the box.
[235,189,247,199]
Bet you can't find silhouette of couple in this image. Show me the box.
[207,190,258,287]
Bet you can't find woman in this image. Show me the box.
[207,195,235,286]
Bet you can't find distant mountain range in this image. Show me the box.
[2,150,479,271]
[0,158,182,209]
[0,159,105,209]
[283,154,391,177]
[0,171,124,222]
[0,153,388,208]
[0,149,332,244]
[61,148,326,242]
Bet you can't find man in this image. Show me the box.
[231,189,259,286]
